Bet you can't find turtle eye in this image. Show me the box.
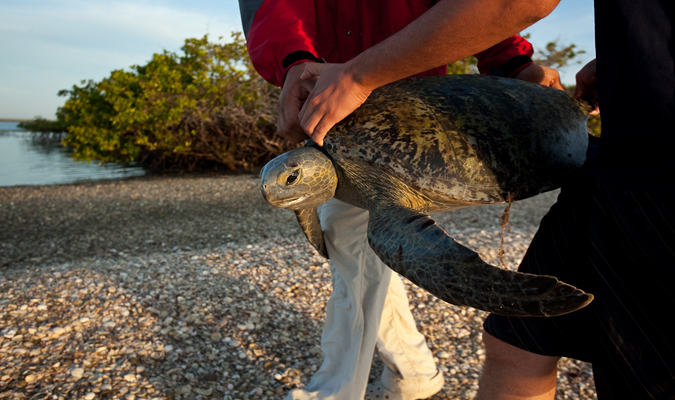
[286,169,300,185]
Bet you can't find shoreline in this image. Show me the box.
[0,118,31,123]
[0,174,596,399]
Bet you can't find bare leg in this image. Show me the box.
[477,331,560,400]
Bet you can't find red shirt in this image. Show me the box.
[240,0,534,87]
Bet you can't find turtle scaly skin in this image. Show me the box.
[261,74,594,317]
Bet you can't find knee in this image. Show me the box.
[482,330,559,378]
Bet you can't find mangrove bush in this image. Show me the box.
[56,34,294,171]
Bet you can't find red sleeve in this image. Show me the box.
[475,35,534,77]
[243,0,318,87]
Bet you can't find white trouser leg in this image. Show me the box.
[285,199,438,400]
[376,274,439,394]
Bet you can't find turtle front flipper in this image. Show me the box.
[295,208,329,259]
[367,206,593,317]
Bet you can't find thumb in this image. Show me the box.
[300,63,327,80]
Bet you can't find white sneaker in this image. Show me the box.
[364,370,445,400]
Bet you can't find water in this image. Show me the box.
[0,122,148,187]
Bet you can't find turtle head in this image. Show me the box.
[261,145,338,210]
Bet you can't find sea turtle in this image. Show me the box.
[261,74,593,317]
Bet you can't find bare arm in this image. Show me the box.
[297,0,561,145]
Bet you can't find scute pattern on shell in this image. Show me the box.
[260,74,594,318]
[324,75,588,206]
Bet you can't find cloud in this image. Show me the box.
[1,0,243,54]
[0,0,243,118]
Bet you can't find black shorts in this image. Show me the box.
[484,171,675,399]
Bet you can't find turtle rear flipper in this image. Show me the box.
[367,206,593,317]
[295,208,329,258]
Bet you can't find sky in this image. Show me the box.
[0,0,596,120]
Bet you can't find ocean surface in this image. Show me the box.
[0,121,147,187]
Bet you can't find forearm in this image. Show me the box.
[345,0,559,90]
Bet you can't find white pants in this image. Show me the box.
[285,199,438,400]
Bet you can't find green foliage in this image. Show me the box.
[522,33,586,69]
[18,116,68,134]
[57,33,294,171]
[447,36,585,76]
[45,32,599,170]
[18,116,69,143]
[587,114,601,137]
[563,84,601,137]
[447,56,478,75]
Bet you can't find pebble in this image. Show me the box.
[181,384,192,395]
[0,177,596,400]
[437,351,451,359]
[70,368,85,379]
[102,321,116,329]
[51,327,66,337]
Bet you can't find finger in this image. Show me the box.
[297,90,315,128]
[300,75,318,92]
[300,63,325,81]
[284,101,300,132]
[278,128,309,143]
[300,100,326,137]
[287,109,309,138]
[301,108,319,137]
[310,115,332,146]
[277,106,307,142]
[277,106,288,135]
[279,111,307,142]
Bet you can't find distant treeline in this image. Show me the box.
[18,118,68,142]
[0,118,32,123]
[19,33,599,172]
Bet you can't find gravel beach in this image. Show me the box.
[0,174,596,399]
